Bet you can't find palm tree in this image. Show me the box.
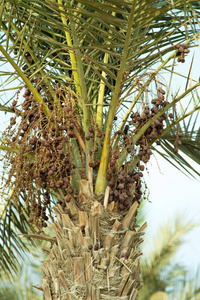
[0,0,200,299]
[138,216,200,300]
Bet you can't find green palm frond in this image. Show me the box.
[0,1,199,106]
[0,249,44,300]
[139,216,198,300]
[2,0,197,83]
[0,0,200,193]
[1,0,199,110]
[0,104,12,113]
[142,217,196,275]
[0,191,36,277]
[152,91,200,178]
[179,269,200,300]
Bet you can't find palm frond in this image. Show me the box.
[182,272,200,299]
[139,216,198,299]
[0,248,43,300]
[149,291,168,300]
[1,0,200,192]
[170,268,200,299]
[0,191,36,277]
[0,0,199,103]
[153,91,200,178]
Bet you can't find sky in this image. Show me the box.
[143,153,200,274]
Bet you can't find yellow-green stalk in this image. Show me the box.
[95,0,137,195]
[57,0,82,100]
[57,0,92,179]
[96,53,109,131]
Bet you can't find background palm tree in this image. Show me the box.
[138,215,200,300]
[0,257,42,300]
[0,0,200,299]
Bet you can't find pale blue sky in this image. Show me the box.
[143,153,200,274]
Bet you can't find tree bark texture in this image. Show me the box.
[41,181,146,299]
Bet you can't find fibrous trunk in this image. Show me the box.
[41,180,146,300]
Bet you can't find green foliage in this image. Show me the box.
[0,192,36,277]
[0,248,44,300]
[0,0,200,193]
[152,89,200,178]
[139,215,200,300]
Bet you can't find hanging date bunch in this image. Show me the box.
[90,86,178,214]
[1,77,84,228]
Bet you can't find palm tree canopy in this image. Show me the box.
[1,0,200,182]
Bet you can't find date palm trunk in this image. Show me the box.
[41,180,146,300]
